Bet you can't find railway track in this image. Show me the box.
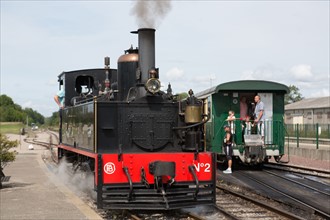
[100,209,207,220]
[264,162,330,178]
[235,170,330,219]
[23,131,330,219]
[23,130,59,163]
[263,169,330,197]
[215,184,304,220]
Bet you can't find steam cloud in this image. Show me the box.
[131,0,172,28]
[56,157,96,200]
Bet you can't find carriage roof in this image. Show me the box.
[196,80,289,98]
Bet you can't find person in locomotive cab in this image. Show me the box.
[223,125,233,174]
[254,95,265,142]
[54,90,65,109]
[54,90,65,142]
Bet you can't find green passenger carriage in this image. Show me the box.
[196,80,289,164]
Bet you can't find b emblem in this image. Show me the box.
[104,162,116,175]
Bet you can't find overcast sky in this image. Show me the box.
[1,0,329,117]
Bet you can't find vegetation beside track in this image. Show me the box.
[0,122,25,135]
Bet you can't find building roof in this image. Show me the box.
[285,96,330,110]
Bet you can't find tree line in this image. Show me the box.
[0,94,45,125]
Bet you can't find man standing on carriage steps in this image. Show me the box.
[223,125,233,174]
[254,95,265,142]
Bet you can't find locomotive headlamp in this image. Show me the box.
[145,78,161,94]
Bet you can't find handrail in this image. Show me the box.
[214,119,284,140]
[285,137,330,142]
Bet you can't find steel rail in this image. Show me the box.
[216,184,305,220]
[264,170,330,196]
[265,162,330,178]
[180,210,209,220]
[181,204,240,220]
[237,171,330,219]
[213,204,240,220]
[122,210,142,220]
[23,133,58,163]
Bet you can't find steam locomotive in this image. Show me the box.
[56,28,216,210]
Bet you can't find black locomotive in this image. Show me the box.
[57,28,216,210]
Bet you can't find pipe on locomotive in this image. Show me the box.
[104,56,111,92]
[172,114,210,130]
[131,28,160,97]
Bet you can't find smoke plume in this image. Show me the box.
[56,157,96,200]
[131,0,172,28]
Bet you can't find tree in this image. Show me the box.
[285,85,304,105]
[0,106,26,122]
[0,95,14,106]
[45,111,60,127]
[0,133,18,188]
[176,92,189,101]
[0,94,45,124]
[24,107,45,125]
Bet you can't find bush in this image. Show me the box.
[0,133,18,170]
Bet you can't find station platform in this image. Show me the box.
[0,134,102,220]
[286,142,329,162]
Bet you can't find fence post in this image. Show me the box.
[316,123,319,150]
[295,123,299,148]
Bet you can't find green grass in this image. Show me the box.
[0,122,25,134]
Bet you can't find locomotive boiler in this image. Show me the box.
[56,28,216,210]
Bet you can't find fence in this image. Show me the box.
[285,123,330,149]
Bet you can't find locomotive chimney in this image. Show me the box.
[132,28,156,97]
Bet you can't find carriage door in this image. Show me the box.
[258,93,273,144]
